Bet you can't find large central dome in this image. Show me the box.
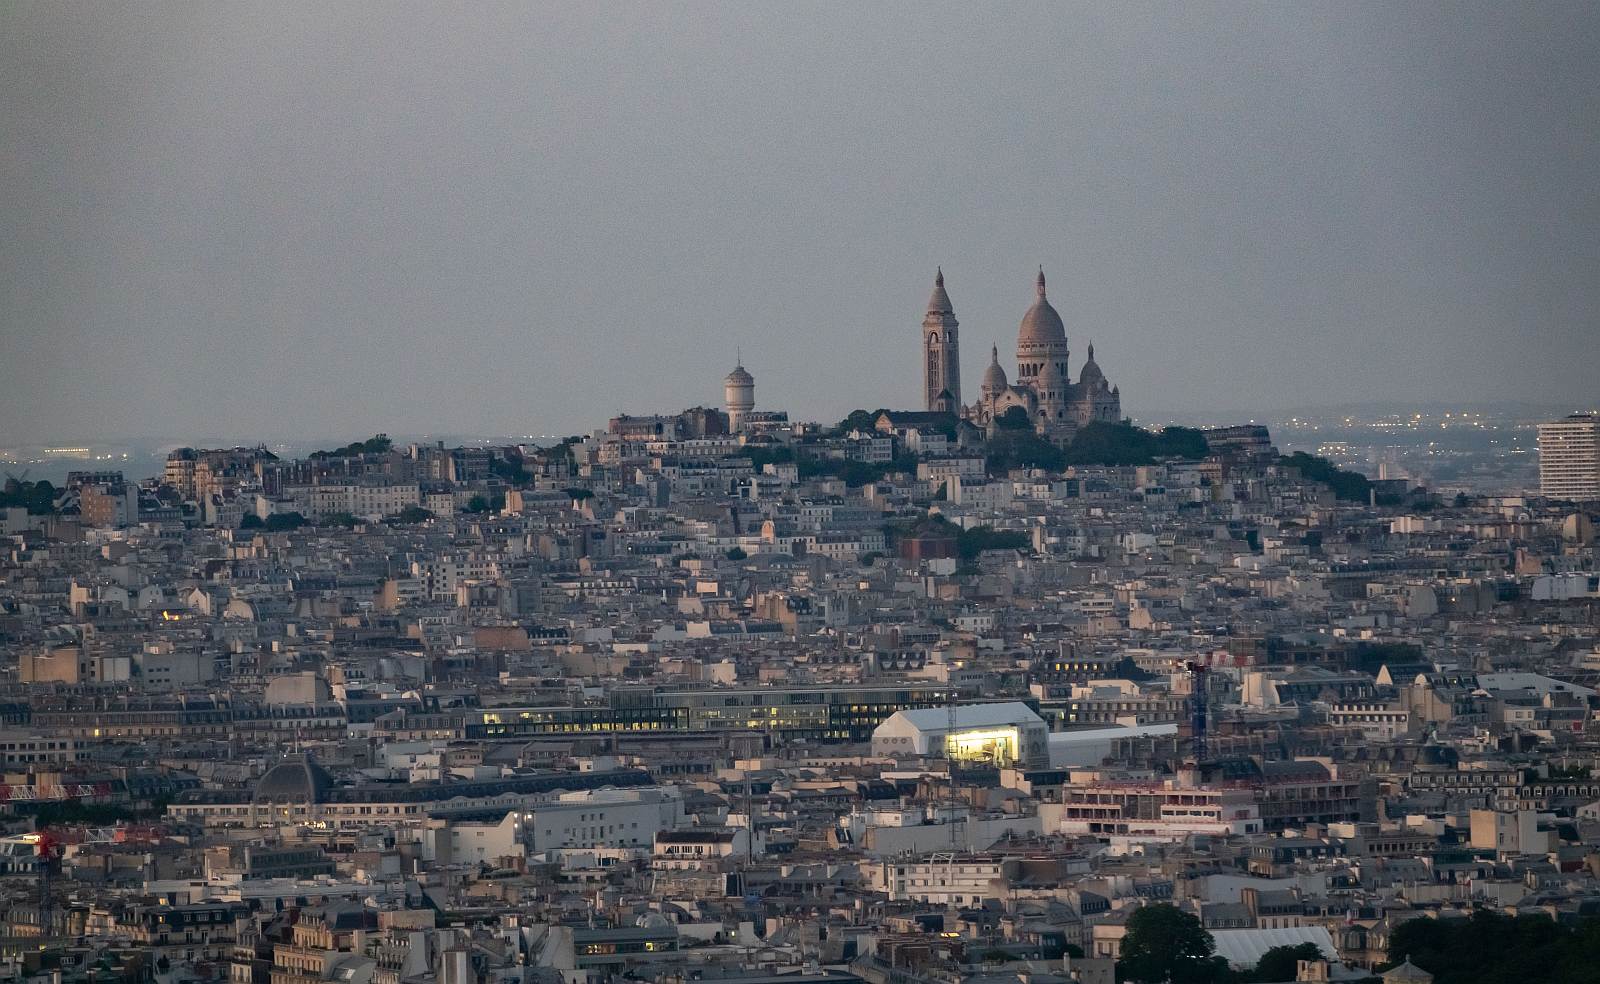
[1018,269,1066,345]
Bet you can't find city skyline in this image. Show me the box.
[5,3,1600,443]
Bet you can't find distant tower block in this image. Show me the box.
[724,359,755,431]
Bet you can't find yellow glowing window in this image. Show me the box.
[944,727,1021,766]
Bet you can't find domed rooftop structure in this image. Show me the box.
[1018,268,1066,345]
[1079,342,1105,385]
[1037,356,1067,389]
[980,343,1008,397]
[724,364,754,387]
[926,267,954,315]
[253,754,334,806]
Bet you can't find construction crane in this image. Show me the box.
[1182,660,1210,765]
[32,831,61,939]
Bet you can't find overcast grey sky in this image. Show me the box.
[3,2,1597,442]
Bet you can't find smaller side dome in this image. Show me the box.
[1079,342,1105,386]
[981,343,1008,398]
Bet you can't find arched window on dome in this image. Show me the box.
[928,332,938,344]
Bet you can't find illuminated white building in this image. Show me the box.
[871,702,1049,768]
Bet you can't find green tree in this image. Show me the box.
[263,512,305,531]
[0,478,59,515]
[1112,655,1155,682]
[391,506,433,524]
[1277,451,1371,502]
[1251,942,1323,983]
[1382,909,1600,984]
[1060,422,1208,467]
[489,455,527,484]
[1117,904,1225,984]
[995,406,1033,430]
[465,495,490,514]
[322,512,359,529]
[830,408,888,436]
[311,434,393,458]
[725,547,748,561]
[744,446,796,470]
[985,430,1066,473]
[239,514,264,529]
[957,526,1030,559]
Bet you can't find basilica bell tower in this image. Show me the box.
[922,268,961,413]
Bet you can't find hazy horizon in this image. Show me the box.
[5,2,1598,444]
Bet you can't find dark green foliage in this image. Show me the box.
[918,413,961,440]
[391,506,433,524]
[984,421,1209,475]
[830,409,891,436]
[985,430,1067,473]
[488,456,527,483]
[883,515,955,544]
[27,796,171,826]
[995,406,1034,430]
[564,487,595,500]
[322,512,359,529]
[239,514,263,529]
[0,478,58,515]
[545,437,582,459]
[1546,763,1591,780]
[1113,655,1155,682]
[1249,942,1323,983]
[1347,641,1424,674]
[885,515,1030,560]
[957,525,1029,559]
[743,446,795,470]
[725,547,748,561]
[1278,451,1371,502]
[739,440,912,487]
[1062,422,1208,467]
[263,512,305,531]
[310,434,393,458]
[799,453,919,487]
[828,409,960,440]
[1117,904,1227,984]
[465,494,506,514]
[1385,909,1600,984]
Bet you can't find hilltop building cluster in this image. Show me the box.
[923,270,1121,439]
[0,286,1598,984]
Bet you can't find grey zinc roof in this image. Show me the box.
[892,701,1044,732]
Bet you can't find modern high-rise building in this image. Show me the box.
[1538,413,1600,500]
